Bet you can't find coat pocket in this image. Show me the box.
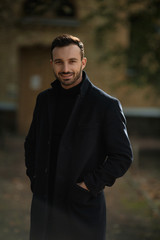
[68,184,106,230]
[70,184,91,205]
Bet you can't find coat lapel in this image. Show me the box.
[47,84,58,139]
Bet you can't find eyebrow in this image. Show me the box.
[53,58,78,62]
[53,58,62,62]
[69,58,78,61]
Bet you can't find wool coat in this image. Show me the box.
[25,71,133,240]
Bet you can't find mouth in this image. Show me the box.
[59,72,73,79]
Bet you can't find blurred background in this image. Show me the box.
[0,0,160,239]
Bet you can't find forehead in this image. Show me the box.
[52,44,81,60]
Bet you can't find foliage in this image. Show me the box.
[87,0,160,92]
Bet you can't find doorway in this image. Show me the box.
[18,46,52,134]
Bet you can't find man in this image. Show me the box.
[25,34,133,240]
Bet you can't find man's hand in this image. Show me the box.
[77,182,89,191]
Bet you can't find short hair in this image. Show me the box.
[50,34,84,60]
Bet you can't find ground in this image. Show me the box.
[0,134,160,240]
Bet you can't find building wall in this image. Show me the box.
[0,0,160,134]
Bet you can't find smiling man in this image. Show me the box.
[25,34,133,240]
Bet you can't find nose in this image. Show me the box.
[62,63,69,73]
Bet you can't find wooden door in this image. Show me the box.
[18,46,53,134]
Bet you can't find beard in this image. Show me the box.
[53,65,83,88]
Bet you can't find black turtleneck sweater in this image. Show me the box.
[52,80,82,157]
[54,82,82,136]
[49,80,83,201]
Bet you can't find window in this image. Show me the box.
[23,0,76,18]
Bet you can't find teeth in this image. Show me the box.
[61,74,72,77]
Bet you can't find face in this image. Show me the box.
[50,44,87,89]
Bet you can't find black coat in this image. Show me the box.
[25,71,133,240]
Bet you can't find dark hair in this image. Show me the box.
[50,34,84,60]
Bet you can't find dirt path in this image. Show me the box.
[0,134,160,240]
[106,177,160,240]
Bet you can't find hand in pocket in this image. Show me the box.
[77,182,89,191]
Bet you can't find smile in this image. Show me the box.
[60,73,73,79]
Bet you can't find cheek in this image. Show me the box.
[53,65,60,73]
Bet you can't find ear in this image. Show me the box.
[82,57,87,70]
[50,59,53,65]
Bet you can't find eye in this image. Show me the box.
[69,59,77,64]
[54,60,63,64]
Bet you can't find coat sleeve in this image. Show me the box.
[24,94,40,188]
[84,98,133,196]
